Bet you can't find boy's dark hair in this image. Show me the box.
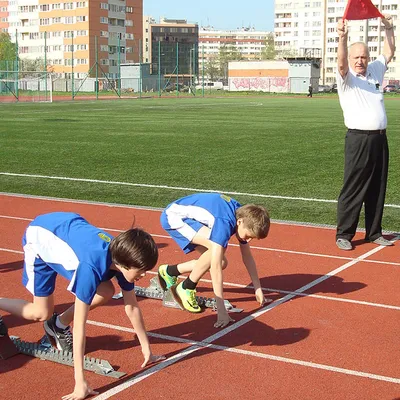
[236,204,270,239]
[109,228,158,271]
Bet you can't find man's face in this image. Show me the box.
[349,44,369,76]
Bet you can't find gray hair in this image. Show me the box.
[348,42,370,58]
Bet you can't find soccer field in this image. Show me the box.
[0,96,399,230]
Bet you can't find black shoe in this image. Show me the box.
[44,313,73,352]
[0,315,8,337]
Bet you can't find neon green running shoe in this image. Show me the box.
[158,264,178,291]
[173,282,201,313]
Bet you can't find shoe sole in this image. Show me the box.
[170,284,201,313]
[337,245,352,250]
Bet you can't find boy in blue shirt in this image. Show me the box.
[158,193,271,329]
[0,212,164,400]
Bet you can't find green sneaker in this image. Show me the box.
[158,264,177,291]
[173,282,201,313]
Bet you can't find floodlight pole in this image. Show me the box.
[71,31,74,100]
[176,41,179,96]
[202,46,205,97]
[44,31,47,97]
[158,41,161,97]
[139,39,142,98]
[95,36,98,100]
[15,29,19,100]
[118,34,121,97]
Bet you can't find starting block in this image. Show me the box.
[113,276,243,313]
[0,327,126,378]
[0,333,19,360]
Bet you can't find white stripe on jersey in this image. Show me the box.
[23,243,38,294]
[166,204,214,242]
[166,204,215,228]
[25,226,80,271]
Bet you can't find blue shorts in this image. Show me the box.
[160,209,205,254]
[22,233,57,297]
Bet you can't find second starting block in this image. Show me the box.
[113,276,243,313]
[0,327,126,378]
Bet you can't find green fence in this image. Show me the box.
[0,35,209,102]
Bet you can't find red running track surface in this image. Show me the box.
[0,193,399,400]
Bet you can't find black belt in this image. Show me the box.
[348,129,386,135]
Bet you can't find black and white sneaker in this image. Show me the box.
[44,313,73,353]
[0,315,8,337]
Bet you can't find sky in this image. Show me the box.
[143,0,275,32]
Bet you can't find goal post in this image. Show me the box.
[0,71,53,103]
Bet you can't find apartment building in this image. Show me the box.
[1,0,143,78]
[0,1,8,32]
[143,17,198,81]
[274,0,399,84]
[199,27,272,70]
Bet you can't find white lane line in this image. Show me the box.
[0,248,23,254]
[93,245,393,399]
[1,215,398,267]
[88,320,400,386]
[1,173,399,208]
[1,248,399,312]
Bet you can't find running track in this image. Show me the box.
[0,193,399,400]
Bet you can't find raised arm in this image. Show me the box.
[382,15,395,64]
[337,19,349,78]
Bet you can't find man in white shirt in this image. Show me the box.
[335,15,395,250]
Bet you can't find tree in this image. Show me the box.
[0,33,17,64]
[203,55,220,82]
[219,44,242,81]
[260,33,277,60]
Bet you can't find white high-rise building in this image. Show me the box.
[199,27,272,72]
[274,0,399,84]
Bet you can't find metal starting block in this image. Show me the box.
[113,276,243,313]
[0,332,20,359]
[1,331,125,379]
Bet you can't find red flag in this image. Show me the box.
[343,0,384,20]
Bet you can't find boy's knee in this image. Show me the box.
[34,310,53,322]
[221,258,228,270]
[97,281,115,301]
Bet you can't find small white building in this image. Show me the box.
[228,58,321,93]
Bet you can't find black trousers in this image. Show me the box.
[336,129,389,241]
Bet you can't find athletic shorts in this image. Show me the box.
[22,233,57,297]
[160,207,209,254]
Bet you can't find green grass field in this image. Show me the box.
[0,95,399,231]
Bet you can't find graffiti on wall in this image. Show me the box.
[230,77,289,92]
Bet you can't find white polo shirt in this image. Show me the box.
[337,55,388,130]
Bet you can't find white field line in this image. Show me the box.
[88,320,400,386]
[93,245,396,399]
[1,172,399,208]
